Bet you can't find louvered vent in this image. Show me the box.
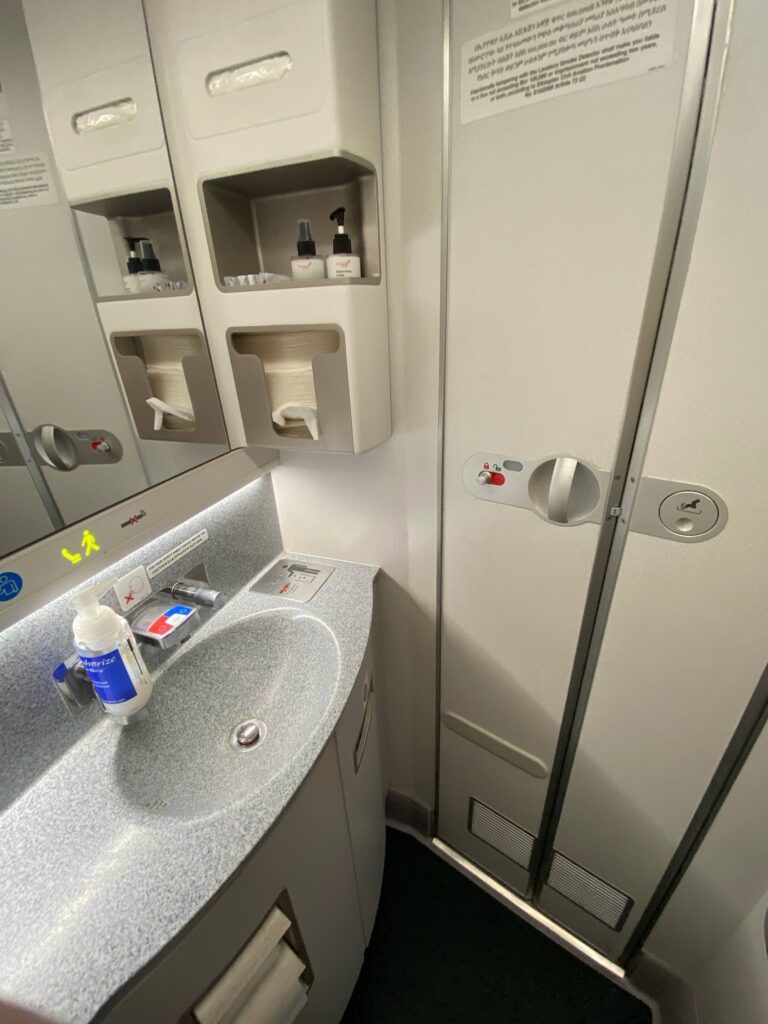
[469,798,535,870]
[547,851,633,930]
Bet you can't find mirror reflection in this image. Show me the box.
[0,0,230,560]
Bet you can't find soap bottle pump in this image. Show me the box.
[72,578,154,719]
[123,237,143,294]
[291,219,325,280]
[326,207,361,279]
[135,237,170,293]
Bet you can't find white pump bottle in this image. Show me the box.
[72,578,154,719]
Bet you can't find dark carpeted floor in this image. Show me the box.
[342,828,652,1023]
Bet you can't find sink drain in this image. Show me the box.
[230,719,267,751]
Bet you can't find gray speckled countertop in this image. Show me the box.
[0,553,377,1024]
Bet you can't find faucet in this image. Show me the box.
[52,566,221,715]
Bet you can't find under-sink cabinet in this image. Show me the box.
[101,649,384,1024]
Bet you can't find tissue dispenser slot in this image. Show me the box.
[111,330,228,444]
[194,903,310,1024]
[230,327,354,451]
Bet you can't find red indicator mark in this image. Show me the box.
[148,616,173,636]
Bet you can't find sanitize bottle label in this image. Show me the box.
[80,649,138,704]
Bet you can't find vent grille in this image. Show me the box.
[469,799,535,870]
[547,851,633,930]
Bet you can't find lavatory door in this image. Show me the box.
[438,0,712,895]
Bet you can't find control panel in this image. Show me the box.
[463,452,608,526]
[464,453,727,542]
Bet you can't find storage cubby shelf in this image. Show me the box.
[73,187,192,301]
[202,154,381,292]
[145,0,390,453]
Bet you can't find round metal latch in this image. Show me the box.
[230,719,267,751]
[528,456,602,525]
[33,425,79,471]
[659,491,719,538]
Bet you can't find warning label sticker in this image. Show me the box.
[0,153,57,209]
[462,0,678,124]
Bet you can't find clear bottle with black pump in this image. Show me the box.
[325,207,361,279]
[123,236,170,294]
[290,219,325,280]
[123,237,143,294]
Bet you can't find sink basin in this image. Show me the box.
[114,609,340,820]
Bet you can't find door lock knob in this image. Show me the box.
[477,469,505,486]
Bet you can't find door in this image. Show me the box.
[539,0,768,960]
[438,0,715,897]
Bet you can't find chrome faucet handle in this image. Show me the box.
[52,655,95,715]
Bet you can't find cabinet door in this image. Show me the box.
[104,742,364,1024]
[438,0,712,894]
[541,0,768,959]
[335,649,386,943]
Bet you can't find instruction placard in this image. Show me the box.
[146,529,209,579]
[462,0,678,124]
[0,153,57,209]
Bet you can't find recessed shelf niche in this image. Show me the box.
[111,330,228,444]
[73,188,191,301]
[229,326,354,451]
[202,155,381,291]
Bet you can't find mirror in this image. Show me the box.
[0,0,231,560]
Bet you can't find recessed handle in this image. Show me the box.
[33,424,79,471]
[547,456,579,524]
[206,52,292,96]
[354,682,374,774]
[528,456,602,525]
[72,98,137,134]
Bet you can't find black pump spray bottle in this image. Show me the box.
[326,206,361,279]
